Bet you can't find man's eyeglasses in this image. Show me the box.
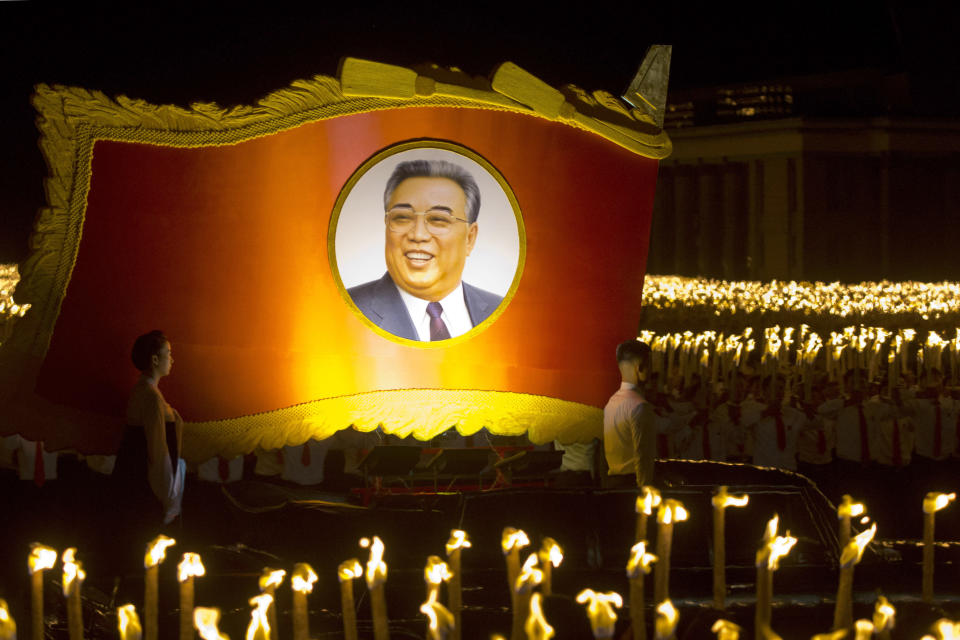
[385,208,469,236]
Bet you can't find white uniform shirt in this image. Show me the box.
[752,406,805,470]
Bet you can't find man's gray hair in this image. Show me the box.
[383,159,481,223]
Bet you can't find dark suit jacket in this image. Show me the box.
[347,272,503,341]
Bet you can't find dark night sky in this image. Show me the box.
[1,2,956,264]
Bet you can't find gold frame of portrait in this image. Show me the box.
[328,139,526,349]
[1,58,669,455]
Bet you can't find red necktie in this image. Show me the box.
[934,399,943,458]
[892,418,903,467]
[218,456,230,482]
[775,415,787,451]
[858,405,871,464]
[33,440,45,488]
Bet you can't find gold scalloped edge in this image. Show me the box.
[184,389,601,463]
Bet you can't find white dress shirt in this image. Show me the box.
[396,281,473,341]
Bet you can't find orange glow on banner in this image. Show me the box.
[4,64,665,457]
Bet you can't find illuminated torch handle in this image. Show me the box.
[293,591,308,640]
[68,579,83,640]
[179,577,194,640]
[371,583,389,640]
[448,549,462,640]
[32,570,44,640]
[145,565,158,640]
[923,511,935,603]
[340,579,358,640]
[629,575,647,640]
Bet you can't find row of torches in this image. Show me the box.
[5,489,960,640]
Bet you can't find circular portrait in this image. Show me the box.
[331,141,524,345]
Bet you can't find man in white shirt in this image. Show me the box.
[347,160,502,341]
[603,340,656,488]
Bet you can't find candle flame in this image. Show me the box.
[291,563,317,594]
[419,596,454,640]
[575,589,622,638]
[524,593,555,640]
[28,543,57,574]
[766,533,798,570]
[838,495,865,519]
[445,529,471,555]
[118,604,142,640]
[712,486,749,509]
[711,619,741,640]
[178,553,205,582]
[501,527,530,554]
[424,556,452,586]
[655,599,679,638]
[258,568,285,591]
[0,599,15,640]
[657,499,688,525]
[763,515,779,542]
[840,523,877,567]
[61,548,85,596]
[637,486,663,516]
[626,541,658,578]
[872,595,895,631]
[144,535,176,568]
[337,558,363,582]
[538,537,563,568]
[930,619,960,640]
[360,536,387,588]
[853,620,874,640]
[515,553,543,594]
[245,594,272,640]
[194,607,229,640]
[923,492,956,514]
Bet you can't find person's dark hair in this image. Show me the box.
[616,340,651,367]
[131,330,168,372]
[383,159,481,223]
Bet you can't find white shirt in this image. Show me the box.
[752,406,805,470]
[395,281,473,341]
[603,382,655,483]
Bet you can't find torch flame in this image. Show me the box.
[178,553,205,582]
[763,515,779,542]
[575,589,622,639]
[337,559,363,582]
[840,522,877,567]
[655,600,679,638]
[61,548,85,596]
[636,486,663,516]
[258,568,285,591]
[0,599,15,640]
[766,533,798,570]
[118,604,142,640]
[28,543,57,574]
[923,492,956,514]
[291,563,317,594]
[838,495,865,519]
[524,593,555,640]
[419,596,454,639]
[245,594,272,640]
[657,499,688,525]
[194,608,229,640]
[144,535,176,568]
[360,536,387,588]
[711,619,742,640]
[515,553,543,594]
[445,529,471,555]
[712,486,749,509]
[538,538,563,568]
[626,541,658,578]
[501,527,530,554]
[872,595,895,631]
[424,556,452,586]
[931,619,960,640]
[853,620,874,640]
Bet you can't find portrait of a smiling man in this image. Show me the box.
[346,159,504,342]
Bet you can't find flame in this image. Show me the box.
[501,527,530,554]
[637,487,663,516]
[245,594,272,640]
[626,541,658,578]
[178,553,205,582]
[194,607,229,640]
[524,593,555,640]
[515,553,543,594]
[61,548,85,596]
[711,619,741,640]
[931,619,960,640]
[655,600,679,637]
[575,589,622,638]
[360,536,387,588]
[337,559,363,582]
[853,619,874,640]
[539,538,563,568]
[840,523,877,567]
[872,595,895,631]
[424,556,452,586]
[838,495,865,519]
[657,499,688,525]
[712,486,749,509]
[291,563,317,594]
[923,492,956,514]
[419,596,454,638]
[762,515,779,542]
[445,529,471,555]
[28,543,57,574]
[0,599,15,640]
[144,535,176,568]
[118,604,142,640]
[258,568,285,591]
